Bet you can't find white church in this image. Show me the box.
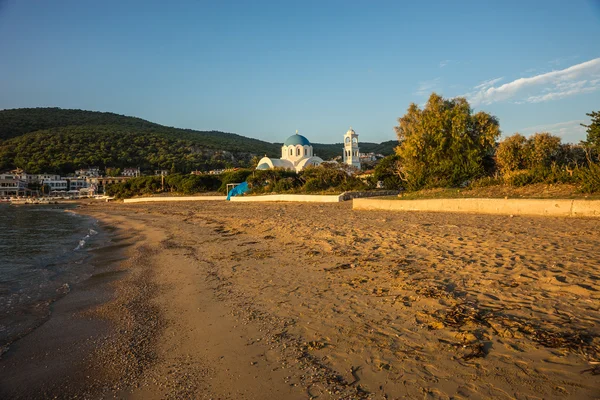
[256,128,361,172]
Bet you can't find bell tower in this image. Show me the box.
[343,127,361,169]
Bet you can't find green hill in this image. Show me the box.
[311,140,398,160]
[0,108,397,174]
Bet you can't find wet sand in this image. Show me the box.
[2,201,600,399]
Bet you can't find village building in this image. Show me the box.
[122,167,141,177]
[343,127,361,169]
[256,131,324,173]
[88,176,132,194]
[36,174,61,182]
[43,178,68,192]
[0,173,29,197]
[67,177,88,191]
[75,167,100,177]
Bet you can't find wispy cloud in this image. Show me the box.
[474,77,503,90]
[548,55,579,66]
[415,77,441,96]
[463,58,600,106]
[518,119,589,144]
[439,59,461,68]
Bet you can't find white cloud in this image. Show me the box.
[518,119,589,144]
[464,58,600,106]
[415,77,441,96]
[474,77,503,90]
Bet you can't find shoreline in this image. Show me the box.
[0,211,140,398]
[1,201,599,398]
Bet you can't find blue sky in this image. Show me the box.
[1,0,599,144]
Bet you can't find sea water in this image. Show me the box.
[0,204,105,353]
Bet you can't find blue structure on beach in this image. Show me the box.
[226,182,249,200]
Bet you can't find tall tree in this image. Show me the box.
[582,111,600,154]
[394,93,500,189]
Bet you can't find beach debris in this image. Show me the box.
[324,263,353,272]
[580,362,600,375]
[426,300,600,360]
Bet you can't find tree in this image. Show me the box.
[394,93,500,189]
[523,132,563,170]
[582,111,600,154]
[496,133,527,173]
[373,154,404,189]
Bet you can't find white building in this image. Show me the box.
[0,174,28,196]
[43,179,68,192]
[35,174,61,182]
[75,167,100,178]
[122,167,141,177]
[256,131,324,173]
[68,178,88,191]
[343,127,361,169]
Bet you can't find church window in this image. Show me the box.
[290,148,293,156]
[297,148,301,156]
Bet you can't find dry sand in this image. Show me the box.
[2,201,600,399]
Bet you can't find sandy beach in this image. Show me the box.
[1,201,599,399]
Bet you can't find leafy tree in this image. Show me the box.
[394,93,500,189]
[523,132,563,170]
[373,154,403,189]
[496,134,527,173]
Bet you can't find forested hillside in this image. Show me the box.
[312,140,398,160]
[0,108,397,174]
[0,108,281,154]
[0,126,254,174]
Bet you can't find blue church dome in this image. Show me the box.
[284,133,311,146]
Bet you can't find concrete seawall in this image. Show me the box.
[124,196,226,203]
[230,194,341,203]
[353,198,600,218]
[123,191,398,204]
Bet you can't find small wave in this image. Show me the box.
[73,228,98,250]
[74,237,88,250]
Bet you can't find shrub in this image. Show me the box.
[303,178,325,192]
[219,169,253,193]
[468,176,502,188]
[577,159,600,194]
[503,170,537,187]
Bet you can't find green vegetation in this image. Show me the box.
[311,140,398,160]
[0,108,397,175]
[583,111,600,153]
[372,154,403,190]
[394,94,500,190]
[391,94,599,194]
[0,126,253,174]
[106,165,368,198]
[245,164,367,195]
[0,108,280,154]
[105,173,224,198]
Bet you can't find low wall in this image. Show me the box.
[339,190,399,201]
[124,196,226,203]
[353,198,600,218]
[230,194,341,203]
